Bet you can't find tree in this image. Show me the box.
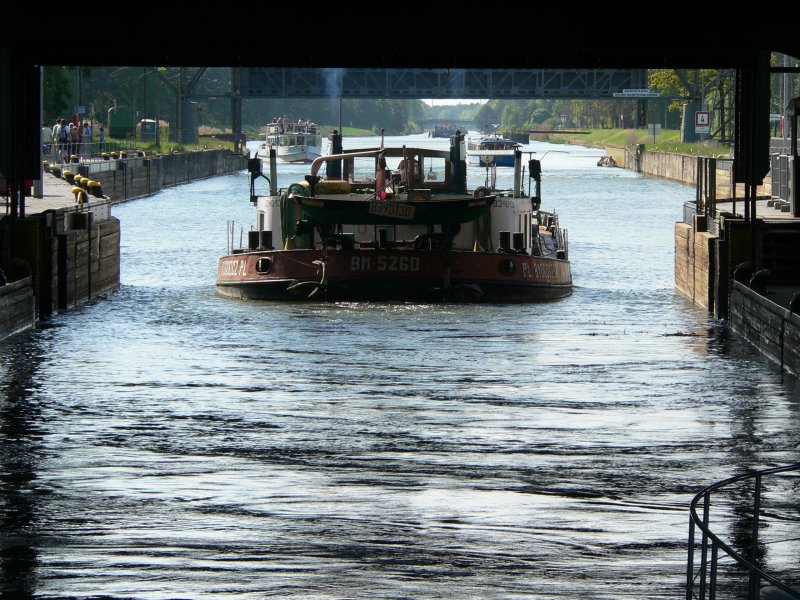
[500,103,523,130]
[648,69,720,112]
[530,108,551,125]
[43,66,74,122]
[474,102,498,132]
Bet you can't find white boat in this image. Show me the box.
[466,134,522,167]
[256,117,323,163]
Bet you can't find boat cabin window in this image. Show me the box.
[393,157,423,185]
[343,152,450,188]
[423,157,446,182]
[351,156,378,183]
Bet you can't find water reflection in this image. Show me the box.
[0,137,799,598]
[0,328,48,595]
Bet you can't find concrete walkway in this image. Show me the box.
[715,197,798,220]
[5,172,95,218]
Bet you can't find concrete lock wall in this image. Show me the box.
[625,149,771,198]
[0,277,35,339]
[626,150,701,185]
[1,150,245,343]
[674,216,717,312]
[58,214,120,310]
[730,281,800,377]
[9,206,121,324]
[86,149,246,202]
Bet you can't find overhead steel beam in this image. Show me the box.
[240,68,648,99]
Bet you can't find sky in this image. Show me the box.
[423,99,487,106]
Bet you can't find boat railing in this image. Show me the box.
[686,463,800,599]
[310,149,385,177]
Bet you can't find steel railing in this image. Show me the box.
[44,139,146,165]
[687,463,800,599]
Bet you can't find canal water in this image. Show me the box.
[2,134,799,599]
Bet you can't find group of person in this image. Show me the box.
[43,118,105,163]
[269,115,314,135]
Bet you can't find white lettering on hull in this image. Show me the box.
[521,261,558,280]
[350,255,420,272]
[220,259,247,277]
[368,201,415,220]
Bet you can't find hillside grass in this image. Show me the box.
[536,128,733,157]
[111,127,733,158]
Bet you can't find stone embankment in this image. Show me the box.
[1,149,247,341]
[612,143,799,378]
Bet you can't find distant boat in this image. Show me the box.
[466,134,522,167]
[256,117,323,163]
[430,123,459,138]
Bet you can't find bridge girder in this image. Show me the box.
[240,68,649,99]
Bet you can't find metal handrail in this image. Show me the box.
[687,463,800,599]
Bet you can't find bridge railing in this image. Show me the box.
[687,463,800,599]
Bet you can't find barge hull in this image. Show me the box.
[216,249,572,302]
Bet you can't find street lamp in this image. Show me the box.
[107,102,124,136]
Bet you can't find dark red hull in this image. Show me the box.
[216,249,571,302]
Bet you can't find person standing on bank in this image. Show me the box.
[52,119,63,161]
[70,120,80,159]
[82,121,92,156]
[42,121,53,157]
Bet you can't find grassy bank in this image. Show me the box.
[100,135,237,155]
[535,128,732,158]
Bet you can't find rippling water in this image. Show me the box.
[2,135,799,599]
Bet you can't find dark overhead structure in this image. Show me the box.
[239,67,648,99]
[19,25,799,70]
[3,28,799,239]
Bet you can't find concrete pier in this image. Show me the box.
[667,162,800,377]
[1,149,247,341]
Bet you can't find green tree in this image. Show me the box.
[500,103,523,129]
[530,108,551,124]
[648,69,721,112]
[474,102,498,132]
[43,66,74,122]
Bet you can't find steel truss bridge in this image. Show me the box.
[239,68,648,99]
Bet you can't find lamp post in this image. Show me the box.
[107,103,118,136]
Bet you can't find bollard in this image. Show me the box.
[71,186,87,205]
[789,293,800,315]
[749,269,771,295]
[87,180,103,198]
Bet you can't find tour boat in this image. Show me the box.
[430,123,459,138]
[256,116,323,163]
[466,134,523,167]
[217,133,571,302]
